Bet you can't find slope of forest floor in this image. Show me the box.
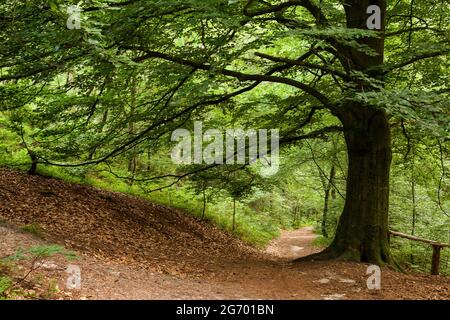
[0,168,449,300]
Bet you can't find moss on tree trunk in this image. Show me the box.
[325,107,393,265]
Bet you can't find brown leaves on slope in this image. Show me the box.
[0,169,262,277]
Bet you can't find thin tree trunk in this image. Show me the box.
[27,150,38,175]
[127,77,137,184]
[201,187,206,220]
[322,165,336,238]
[147,151,151,172]
[232,199,236,231]
[411,145,417,263]
[293,205,298,226]
[87,110,108,160]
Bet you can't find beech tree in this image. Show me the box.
[1,0,448,265]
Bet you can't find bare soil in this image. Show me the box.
[0,168,449,300]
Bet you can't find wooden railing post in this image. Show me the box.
[431,245,442,276]
[389,230,450,275]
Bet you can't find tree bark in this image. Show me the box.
[201,187,206,220]
[325,107,393,264]
[321,165,336,238]
[232,198,236,231]
[431,246,442,275]
[411,145,417,263]
[315,0,393,265]
[27,150,38,175]
[127,76,137,185]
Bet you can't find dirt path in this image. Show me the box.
[1,224,322,300]
[1,169,449,300]
[2,223,449,300]
[265,227,320,260]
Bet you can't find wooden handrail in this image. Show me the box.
[389,230,450,275]
[389,230,450,248]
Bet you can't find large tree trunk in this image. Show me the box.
[326,106,393,264]
[294,0,393,265]
[317,0,392,265]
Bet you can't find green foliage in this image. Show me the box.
[0,0,448,272]
[0,244,77,299]
[45,278,60,299]
[144,183,281,246]
[0,275,12,299]
[20,223,45,238]
[312,236,333,248]
[3,245,77,262]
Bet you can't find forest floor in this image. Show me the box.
[0,168,449,300]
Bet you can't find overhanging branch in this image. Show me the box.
[255,52,352,81]
[244,0,328,26]
[128,47,337,112]
[280,126,343,144]
[383,49,450,74]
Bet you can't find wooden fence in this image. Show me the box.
[389,230,450,275]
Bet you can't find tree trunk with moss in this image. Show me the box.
[300,0,393,265]
[326,106,393,264]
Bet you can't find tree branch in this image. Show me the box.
[244,0,328,26]
[383,49,450,73]
[280,126,343,144]
[128,47,336,111]
[255,52,352,81]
